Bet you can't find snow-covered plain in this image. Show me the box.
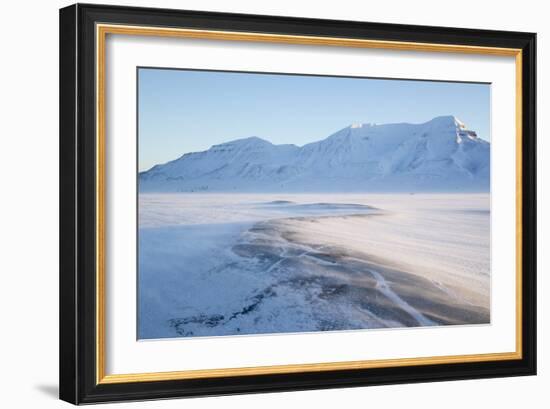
[138,193,490,339]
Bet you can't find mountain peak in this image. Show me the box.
[213,136,272,147]
[428,115,465,129]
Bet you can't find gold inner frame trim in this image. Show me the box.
[96,23,523,385]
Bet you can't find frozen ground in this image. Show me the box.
[138,193,490,339]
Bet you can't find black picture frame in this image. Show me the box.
[60,3,536,404]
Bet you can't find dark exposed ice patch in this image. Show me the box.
[264,200,296,205]
[168,314,225,336]
[262,201,373,210]
[168,287,279,336]
[258,201,376,218]
[293,202,373,210]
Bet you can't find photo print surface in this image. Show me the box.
[137,68,491,340]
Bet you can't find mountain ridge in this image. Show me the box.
[139,116,490,193]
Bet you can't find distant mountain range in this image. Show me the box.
[139,115,490,193]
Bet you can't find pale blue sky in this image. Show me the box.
[138,68,490,171]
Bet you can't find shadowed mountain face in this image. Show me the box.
[139,116,490,193]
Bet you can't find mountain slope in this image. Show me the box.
[139,116,490,192]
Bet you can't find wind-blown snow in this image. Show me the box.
[139,116,489,193]
[138,193,490,339]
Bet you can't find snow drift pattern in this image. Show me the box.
[139,116,490,192]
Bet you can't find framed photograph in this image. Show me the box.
[59,3,536,404]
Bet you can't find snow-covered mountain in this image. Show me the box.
[139,116,490,193]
